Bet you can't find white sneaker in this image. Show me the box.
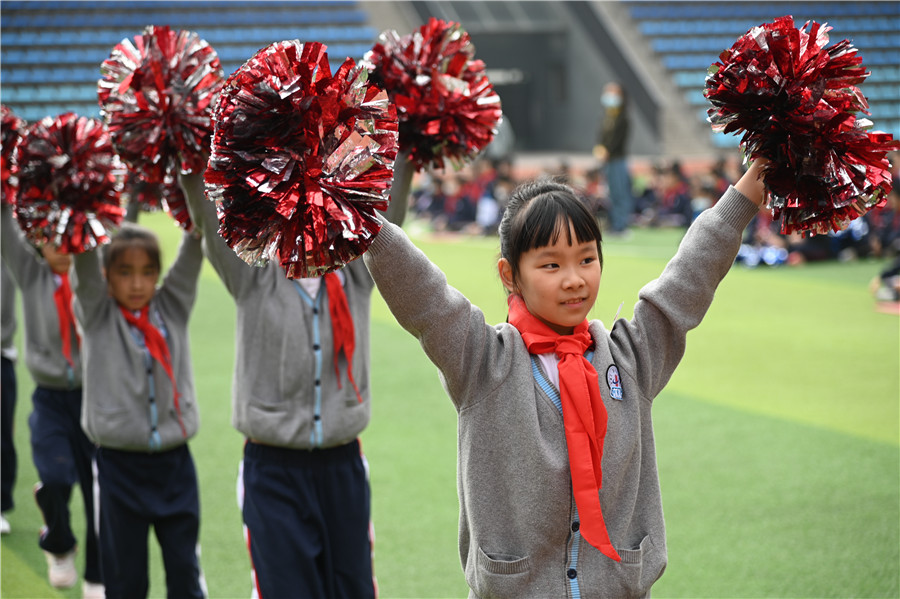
[0,513,10,534]
[82,580,105,599]
[44,548,78,588]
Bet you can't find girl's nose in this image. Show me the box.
[562,269,584,289]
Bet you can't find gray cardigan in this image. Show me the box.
[184,179,378,449]
[72,232,203,451]
[1,204,81,388]
[364,187,759,598]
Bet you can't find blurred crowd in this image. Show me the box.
[407,151,900,260]
[734,150,900,270]
[405,149,900,307]
[407,153,735,237]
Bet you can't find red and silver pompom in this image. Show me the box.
[1,105,25,206]
[98,25,224,229]
[15,113,124,253]
[124,170,165,213]
[363,17,502,171]
[705,16,899,235]
[205,40,399,278]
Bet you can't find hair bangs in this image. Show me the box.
[103,223,162,272]
[519,191,602,255]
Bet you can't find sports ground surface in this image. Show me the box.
[2,209,897,598]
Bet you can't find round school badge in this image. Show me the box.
[606,365,624,401]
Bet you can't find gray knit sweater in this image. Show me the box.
[72,233,203,451]
[364,188,759,598]
[183,179,377,449]
[1,204,80,388]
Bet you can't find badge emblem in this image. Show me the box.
[606,365,624,400]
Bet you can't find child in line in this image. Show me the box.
[361,160,767,597]
[71,220,205,599]
[1,263,18,535]
[1,204,103,598]
[179,158,411,599]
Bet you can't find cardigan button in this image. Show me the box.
[567,568,577,579]
[571,521,580,532]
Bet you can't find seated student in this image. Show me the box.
[0,263,16,537]
[72,219,205,599]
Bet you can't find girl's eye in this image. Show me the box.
[542,263,558,269]
[582,257,596,265]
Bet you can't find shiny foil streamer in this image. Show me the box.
[205,40,399,278]
[124,170,165,212]
[705,16,899,235]
[363,17,502,171]
[15,113,124,253]
[98,24,224,229]
[124,170,193,231]
[1,105,25,206]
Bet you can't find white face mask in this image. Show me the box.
[601,93,622,109]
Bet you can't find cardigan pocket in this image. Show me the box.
[584,534,665,598]
[472,546,531,598]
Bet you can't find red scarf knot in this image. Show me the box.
[507,294,621,562]
[119,305,187,438]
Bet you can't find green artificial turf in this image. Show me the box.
[2,212,897,598]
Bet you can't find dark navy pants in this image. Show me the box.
[1,357,16,512]
[96,444,204,599]
[29,386,100,583]
[241,439,375,599]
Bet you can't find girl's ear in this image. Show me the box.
[497,258,516,294]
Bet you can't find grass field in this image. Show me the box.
[2,209,898,598]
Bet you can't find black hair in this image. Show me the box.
[498,179,603,287]
[102,222,161,273]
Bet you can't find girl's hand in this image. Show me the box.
[734,158,769,208]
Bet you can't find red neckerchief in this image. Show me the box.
[52,272,80,370]
[323,272,362,403]
[507,294,621,561]
[120,305,187,438]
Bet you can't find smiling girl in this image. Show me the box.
[362,160,767,598]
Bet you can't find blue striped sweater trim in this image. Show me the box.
[529,350,593,598]
[293,282,325,447]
